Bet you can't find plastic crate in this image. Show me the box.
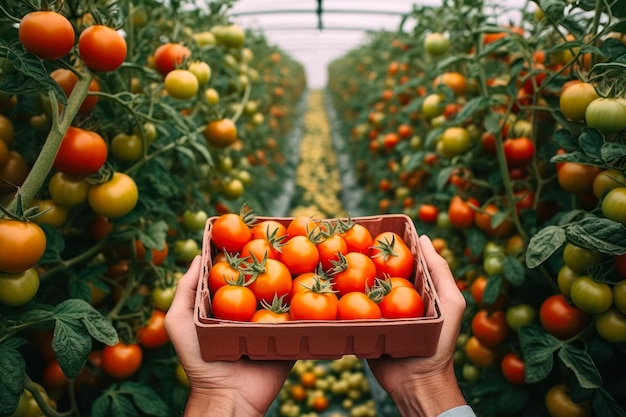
[194,214,443,361]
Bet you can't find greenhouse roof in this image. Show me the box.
[228,0,526,88]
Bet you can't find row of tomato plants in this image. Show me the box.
[0,0,306,416]
[327,0,626,416]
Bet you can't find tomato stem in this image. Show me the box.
[5,71,94,214]
[24,373,71,417]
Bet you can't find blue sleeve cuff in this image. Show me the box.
[437,405,476,417]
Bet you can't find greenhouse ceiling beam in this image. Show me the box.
[249,26,395,32]
[230,9,406,17]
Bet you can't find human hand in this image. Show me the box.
[165,256,295,417]
[366,235,468,417]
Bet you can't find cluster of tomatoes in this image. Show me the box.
[206,209,426,322]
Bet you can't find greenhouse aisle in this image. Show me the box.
[267,90,397,417]
[287,90,348,220]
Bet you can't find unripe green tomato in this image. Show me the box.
[187,61,211,85]
[111,133,144,162]
[483,254,504,276]
[557,265,579,297]
[0,269,40,307]
[595,308,626,343]
[164,69,199,100]
[563,243,604,275]
[506,304,536,331]
[462,363,481,382]
[570,276,613,314]
[181,210,208,232]
[174,239,201,263]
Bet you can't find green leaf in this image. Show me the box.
[537,0,566,23]
[558,344,603,389]
[503,256,525,286]
[92,394,112,417]
[82,311,119,346]
[484,112,502,135]
[564,217,626,255]
[466,228,487,259]
[39,225,66,265]
[437,166,456,191]
[0,341,26,416]
[526,226,566,268]
[519,326,561,383]
[52,320,91,379]
[111,394,139,417]
[578,128,604,160]
[593,388,626,417]
[553,128,579,152]
[482,275,502,306]
[450,96,489,123]
[601,141,626,167]
[138,221,169,250]
[5,306,54,326]
[550,150,594,165]
[121,381,170,417]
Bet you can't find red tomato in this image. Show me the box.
[500,352,525,385]
[250,309,291,322]
[290,288,338,320]
[316,233,348,271]
[251,220,287,241]
[539,294,591,339]
[338,222,373,254]
[241,238,280,261]
[286,216,319,237]
[211,213,252,253]
[503,137,535,166]
[377,285,424,318]
[337,292,381,320]
[204,118,237,148]
[557,162,601,194]
[102,342,142,379]
[370,232,414,279]
[78,25,127,72]
[135,240,168,266]
[154,43,192,76]
[470,276,506,309]
[138,310,169,348]
[19,11,75,60]
[279,235,320,275]
[211,285,257,321]
[0,219,46,273]
[246,258,292,304]
[50,68,100,114]
[418,204,439,223]
[54,127,108,176]
[474,204,515,237]
[471,309,509,347]
[208,256,244,295]
[448,195,478,229]
[42,359,68,389]
[330,252,377,298]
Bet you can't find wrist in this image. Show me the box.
[388,364,467,417]
[184,388,264,417]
